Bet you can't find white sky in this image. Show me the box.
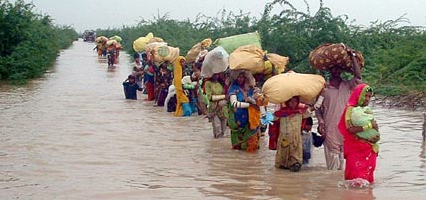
[17,0,426,32]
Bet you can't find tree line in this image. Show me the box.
[0,0,78,84]
[97,0,426,96]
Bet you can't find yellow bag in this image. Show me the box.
[266,53,289,74]
[262,72,325,104]
[229,45,265,73]
[132,32,154,53]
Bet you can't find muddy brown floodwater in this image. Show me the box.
[1,40,425,200]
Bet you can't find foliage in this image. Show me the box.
[85,0,426,95]
[0,0,78,84]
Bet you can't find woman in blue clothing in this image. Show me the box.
[227,69,260,152]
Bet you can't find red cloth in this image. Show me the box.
[146,82,155,101]
[273,103,307,117]
[269,103,307,150]
[268,120,280,150]
[338,83,377,183]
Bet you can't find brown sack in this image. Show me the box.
[266,53,289,74]
[185,38,212,63]
[262,72,325,104]
[229,45,265,73]
[146,42,179,63]
[309,43,364,71]
[201,38,212,48]
[185,43,202,63]
[148,37,164,44]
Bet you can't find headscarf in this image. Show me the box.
[227,69,255,91]
[346,83,373,107]
[338,83,374,156]
[274,98,308,118]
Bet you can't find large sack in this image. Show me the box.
[185,38,212,63]
[213,32,262,54]
[262,73,325,104]
[95,36,108,43]
[106,39,118,47]
[146,42,179,63]
[148,37,164,43]
[309,43,364,72]
[133,32,154,53]
[185,43,203,63]
[266,53,289,74]
[229,45,265,73]
[110,35,122,42]
[201,38,212,48]
[201,46,229,78]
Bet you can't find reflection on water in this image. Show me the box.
[1,40,426,200]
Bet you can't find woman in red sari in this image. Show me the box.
[338,83,379,183]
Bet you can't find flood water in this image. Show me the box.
[1,40,425,200]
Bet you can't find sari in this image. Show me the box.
[227,82,259,152]
[274,104,310,168]
[338,83,378,183]
[205,80,228,138]
[173,56,190,116]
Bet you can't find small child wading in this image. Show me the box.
[274,96,312,172]
[302,117,325,165]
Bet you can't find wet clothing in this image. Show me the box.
[227,82,259,152]
[123,82,142,100]
[274,105,311,169]
[156,70,173,107]
[173,56,190,117]
[132,62,144,87]
[144,64,155,101]
[320,79,357,170]
[205,80,228,138]
[302,130,324,165]
[338,83,378,183]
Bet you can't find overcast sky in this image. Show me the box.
[16,0,426,32]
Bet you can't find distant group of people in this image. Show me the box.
[94,37,122,67]
[122,48,380,184]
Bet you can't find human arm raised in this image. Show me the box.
[347,47,362,85]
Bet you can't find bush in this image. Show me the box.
[0,0,78,83]
[96,0,426,95]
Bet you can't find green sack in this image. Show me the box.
[213,32,262,54]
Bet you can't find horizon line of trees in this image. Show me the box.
[97,0,426,96]
[0,0,78,84]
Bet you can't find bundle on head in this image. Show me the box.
[309,43,364,72]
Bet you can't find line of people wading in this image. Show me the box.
[118,32,380,186]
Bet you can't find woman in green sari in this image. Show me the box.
[205,73,228,138]
[227,70,260,152]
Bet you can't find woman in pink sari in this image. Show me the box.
[338,83,379,183]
